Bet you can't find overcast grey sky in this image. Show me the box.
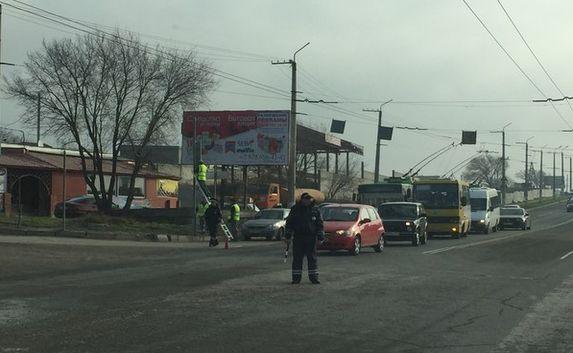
[2,0,573,180]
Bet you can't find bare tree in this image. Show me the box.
[6,32,215,211]
[325,160,360,200]
[462,154,509,189]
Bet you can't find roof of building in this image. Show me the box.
[0,145,179,180]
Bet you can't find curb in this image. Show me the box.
[0,227,209,243]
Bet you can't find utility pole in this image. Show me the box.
[490,123,511,204]
[553,151,556,198]
[516,137,533,200]
[272,42,310,206]
[562,152,565,194]
[539,150,543,199]
[363,99,392,183]
[37,93,41,145]
[570,156,572,193]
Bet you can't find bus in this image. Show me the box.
[357,177,413,206]
[413,178,471,238]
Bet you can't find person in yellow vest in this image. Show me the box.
[196,159,211,198]
[229,199,241,241]
[196,200,209,232]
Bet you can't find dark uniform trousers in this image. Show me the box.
[292,236,318,281]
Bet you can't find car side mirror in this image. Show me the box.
[460,196,468,207]
[488,207,494,212]
[360,218,371,225]
[525,213,529,217]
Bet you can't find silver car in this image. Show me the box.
[241,208,290,240]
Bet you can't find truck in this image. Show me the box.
[357,177,413,206]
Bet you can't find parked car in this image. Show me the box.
[499,207,531,230]
[241,208,290,240]
[318,204,384,255]
[566,198,573,212]
[378,202,428,246]
[54,195,118,218]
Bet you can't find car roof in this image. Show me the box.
[260,208,289,211]
[379,202,422,206]
[323,203,367,208]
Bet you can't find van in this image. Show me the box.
[469,187,501,234]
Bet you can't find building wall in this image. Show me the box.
[50,170,87,215]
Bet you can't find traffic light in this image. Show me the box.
[461,130,477,145]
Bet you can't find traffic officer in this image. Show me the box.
[228,199,241,241]
[285,192,324,284]
[196,159,210,198]
[196,200,208,232]
[204,199,222,247]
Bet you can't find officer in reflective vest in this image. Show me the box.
[229,199,241,241]
[196,159,210,198]
[196,200,208,232]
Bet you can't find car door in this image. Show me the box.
[367,207,383,242]
[359,207,374,246]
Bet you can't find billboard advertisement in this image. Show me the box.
[181,110,290,166]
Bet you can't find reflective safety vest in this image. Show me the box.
[197,203,208,217]
[197,162,208,181]
[230,203,240,221]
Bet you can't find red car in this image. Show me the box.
[318,204,385,255]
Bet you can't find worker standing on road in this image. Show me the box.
[285,192,324,284]
[229,199,241,241]
[196,159,211,198]
[204,199,222,247]
[196,200,208,232]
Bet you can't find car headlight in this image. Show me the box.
[405,221,414,231]
[480,219,486,223]
[335,229,351,237]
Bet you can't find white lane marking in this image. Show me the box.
[560,250,573,260]
[424,217,573,255]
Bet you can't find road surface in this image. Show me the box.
[1,202,572,353]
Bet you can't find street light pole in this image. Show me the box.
[516,137,533,200]
[363,99,392,183]
[490,122,511,204]
[272,42,310,206]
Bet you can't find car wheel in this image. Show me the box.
[244,235,251,241]
[492,224,498,233]
[374,235,384,253]
[349,236,361,256]
[420,230,428,245]
[275,228,284,241]
[412,232,420,246]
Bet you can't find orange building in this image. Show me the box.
[0,145,179,216]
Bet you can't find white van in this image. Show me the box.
[469,187,501,234]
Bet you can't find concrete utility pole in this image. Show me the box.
[363,99,392,183]
[553,152,556,198]
[570,156,572,192]
[490,123,511,204]
[539,150,543,199]
[37,93,41,145]
[516,137,533,200]
[272,42,310,206]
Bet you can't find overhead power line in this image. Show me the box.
[461,0,573,129]
[496,0,573,116]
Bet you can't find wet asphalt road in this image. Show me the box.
[1,202,572,353]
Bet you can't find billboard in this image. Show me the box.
[182,110,290,166]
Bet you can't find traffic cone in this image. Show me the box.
[224,237,229,249]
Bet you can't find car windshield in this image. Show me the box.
[470,198,487,211]
[414,184,459,209]
[321,207,359,221]
[501,208,525,216]
[256,210,286,220]
[378,204,417,219]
